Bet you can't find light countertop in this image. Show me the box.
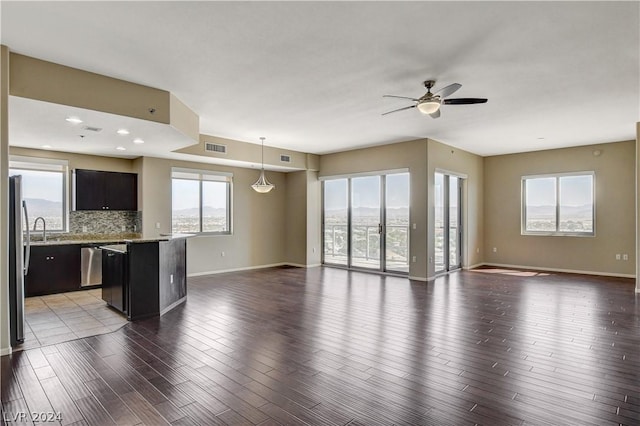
[30,233,195,247]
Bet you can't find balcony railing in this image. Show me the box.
[323,223,409,271]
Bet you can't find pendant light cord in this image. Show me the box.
[260,137,265,170]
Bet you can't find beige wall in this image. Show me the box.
[285,171,308,266]
[178,134,309,171]
[636,123,640,291]
[283,170,322,267]
[1,46,11,355]
[136,156,289,275]
[319,139,429,279]
[427,139,484,278]
[484,140,636,276]
[306,170,322,266]
[10,53,170,124]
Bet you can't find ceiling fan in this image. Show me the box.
[383,80,487,118]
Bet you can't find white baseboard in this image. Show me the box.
[479,262,635,279]
[464,263,484,270]
[187,262,319,277]
[408,275,428,282]
[0,346,11,356]
[286,263,322,269]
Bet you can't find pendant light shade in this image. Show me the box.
[252,137,275,193]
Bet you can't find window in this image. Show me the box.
[171,167,232,234]
[522,172,594,235]
[9,156,69,232]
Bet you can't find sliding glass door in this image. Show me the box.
[323,172,410,274]
[385,173,410,273]
[435,172,462,274]
[323,179,349,266]
[351,176,381,269]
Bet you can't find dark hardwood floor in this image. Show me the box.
[2,266,639,425]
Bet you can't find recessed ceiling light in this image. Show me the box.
[65,116,83,124]
[133,138,144,144]
[42,144,52,149]
[117,129,130,135]
[116,146,126,151]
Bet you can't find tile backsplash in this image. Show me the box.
[70,211,141,234]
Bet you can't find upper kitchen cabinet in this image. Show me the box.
[74,169,138,211]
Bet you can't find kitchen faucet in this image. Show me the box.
[33,217,46,243]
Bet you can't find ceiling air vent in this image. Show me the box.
[280,154,291,163]
[205,142,227,154]
[82,126,102,132]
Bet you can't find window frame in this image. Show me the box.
[9,155,69,233]
[171,167,233,235]
[521,171,595,237]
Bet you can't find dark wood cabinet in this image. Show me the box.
[25,245,81,296]
[74,169,138,211]
[102,249,127,313]
[99,239,188,320]
[159,239,187,313]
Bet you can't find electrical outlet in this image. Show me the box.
[493,247,497,253]
[82,225,87,233]
[412,256,417,263]
[429,257,433,263]
[221,251,225,257]
[623,254,628,261]
[412,223,417,230]
[155,222,161,229]
[616,254,621,260]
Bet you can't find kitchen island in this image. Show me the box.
[101,234,191,320]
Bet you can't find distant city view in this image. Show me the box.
[22,198,64,231]
[525,204,593,232]
[324,207,409,270]
[172,207,228,233]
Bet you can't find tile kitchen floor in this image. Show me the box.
[16,288,128,351]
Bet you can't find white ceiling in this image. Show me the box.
[2,1,638,158]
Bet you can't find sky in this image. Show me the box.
[324,173,409,210]
[9,169,63,202]
[527,175,593,207]
[172,179,227,210]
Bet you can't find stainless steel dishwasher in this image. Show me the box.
[81,246,102,286]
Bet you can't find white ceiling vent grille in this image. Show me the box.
[205,142,227,154]
[82,126,102,132]
[280,154,291,163]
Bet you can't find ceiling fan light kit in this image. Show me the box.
[251,137,275,193]
[417,99,441,115]
[383,79,487,118]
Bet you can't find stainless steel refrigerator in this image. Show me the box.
[9,175,30,346]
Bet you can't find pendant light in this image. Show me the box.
[251,137,275,193]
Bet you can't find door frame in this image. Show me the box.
[435,170,464,274]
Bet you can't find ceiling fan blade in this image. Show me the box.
[443,98,488,105]
[435,83,461,98]
[382,105,416,116]
[383,95,420,101]
[429,109,441,119]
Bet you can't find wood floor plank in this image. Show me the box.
[40,376,85,425]
[5,266,640,425]
[82,379,141,426]
[119,391,170,426]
